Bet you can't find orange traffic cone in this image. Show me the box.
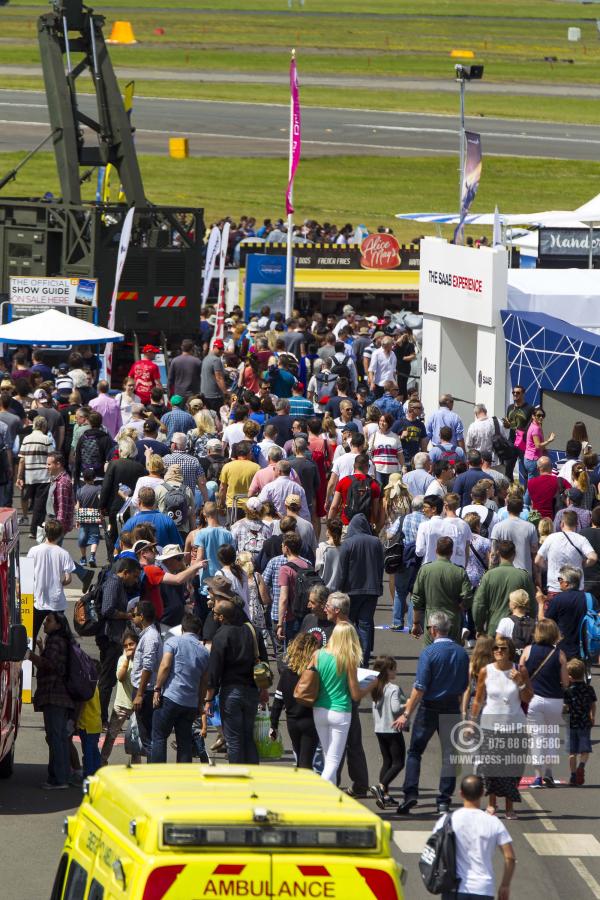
[107,21,138,45]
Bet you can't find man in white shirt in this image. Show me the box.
[368,336,397,398]
[432,774,515,900]
[27,519,75,643]
[416,495,470,567]
[332,304,356,339]
[535,509,596,593]
[426,460,454,499]
[221,408,248,450]
[466,403,501,460]
[458,483,499,537]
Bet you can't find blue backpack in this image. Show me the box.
[580,592,600,660]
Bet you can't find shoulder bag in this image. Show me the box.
[245,621,273,690]
[293,652,321,707]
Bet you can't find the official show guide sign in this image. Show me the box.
[9,276,98,308]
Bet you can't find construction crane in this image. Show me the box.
[0,0,205,380]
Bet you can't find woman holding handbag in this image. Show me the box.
[520,618,569,787]
[270,633,320,768]
[310,621,373,784]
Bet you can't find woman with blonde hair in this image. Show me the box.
[269,633,320,768]
[520,618,569,787]
[320,411,338,442]
[311,620,373,783]
[572,461,595,510]
[496,588,535,659]
[186,409,218,458]
[237,550,270,634]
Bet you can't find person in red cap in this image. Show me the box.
[128,345,162,406]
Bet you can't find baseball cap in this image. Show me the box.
[342,304,355,315]
[366,315,379,324]
[373,331,385,340]
[142,344,159,354]
[295,382,305,392]
[247,321,260,332]
[358,326,370,335]
[383,309,393,318]
[133,539,156,554]
[57,362,69,373]
[342,422,359,433]
[285,493,302,508]
[213,339,224,349]
[156,543,185,562]
[567,487,584,505]
[169,394,185,407]
[246,496,264,512]
[33,388,49,404]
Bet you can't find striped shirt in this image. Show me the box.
[262,554,286,623]
[288,396,314,418]
[19,429,53,484]
[369,431,403,475]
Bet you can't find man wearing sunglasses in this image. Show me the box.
[503,385,534,484]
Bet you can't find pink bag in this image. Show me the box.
[514,429,526,452]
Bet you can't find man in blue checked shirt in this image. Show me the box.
[393,610,469,816]
[160,396,195,443]
[288,382,314,418]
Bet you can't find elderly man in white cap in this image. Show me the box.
[155,543,190,629]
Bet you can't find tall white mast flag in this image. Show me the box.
[210,221,231,350]
[105,206,135,381]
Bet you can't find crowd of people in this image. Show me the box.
[10,305,598,896]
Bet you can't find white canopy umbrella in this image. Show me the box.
[0,308,124,345]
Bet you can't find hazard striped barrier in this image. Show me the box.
[153,295,187,308]
[117,291,138,300]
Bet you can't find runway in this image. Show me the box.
[1,88,600,160]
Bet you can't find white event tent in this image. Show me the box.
[0,308,123,345]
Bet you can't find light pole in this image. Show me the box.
[455,64,484,218]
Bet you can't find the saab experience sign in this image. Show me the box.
[419,238,507,328]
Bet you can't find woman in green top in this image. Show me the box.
[312,621,372,783]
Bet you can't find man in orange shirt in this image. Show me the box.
[129,345,162,406]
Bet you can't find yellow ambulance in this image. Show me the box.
[50,764,406,900]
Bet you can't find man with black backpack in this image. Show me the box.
[332,512,384,667]
[275,533,316,649]
[328,453,381,529]
[427,774,515,900]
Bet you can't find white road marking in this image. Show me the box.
[0,119,568,161]
[345,122,600,145]
[392,830,430,854]
[524,833,600,856]
[570,858,600,898]
[521,791,557,831]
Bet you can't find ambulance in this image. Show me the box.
[0,507,27,779]
[50,764,406,899]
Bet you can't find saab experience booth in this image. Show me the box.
[419,237,600,444]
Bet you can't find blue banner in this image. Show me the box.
[244,254,288,320]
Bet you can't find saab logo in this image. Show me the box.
[360,233,401,270]
[423,357,437,374]
[203,864,336,897]
[478,371,492,386]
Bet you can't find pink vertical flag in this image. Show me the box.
[285,54,302,215]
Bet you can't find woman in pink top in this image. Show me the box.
[524,407,555,480]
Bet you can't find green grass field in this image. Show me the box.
[3,0,600,126]
[0,150,598,243]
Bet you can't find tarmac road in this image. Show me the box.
[1,524,599,900]
[2,87,600,160]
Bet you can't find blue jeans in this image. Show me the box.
[349,594,378,667]
[151,696,196,763]
[78,730,101,777]
[402,702,461,805]
[393,570,413,627]
[43,705,70,785]
[220,684,259,764]
[78,524,100,548]
[524,457,538,481]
